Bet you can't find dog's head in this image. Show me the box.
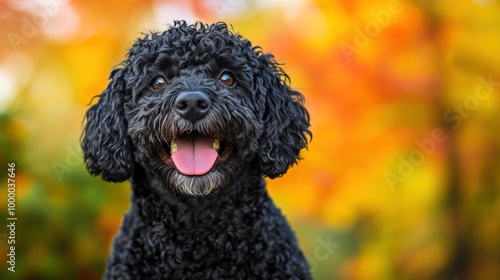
[81,21,311,195]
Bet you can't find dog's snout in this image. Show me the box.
[174,91,211,122]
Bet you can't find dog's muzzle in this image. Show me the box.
[159,91,234,176]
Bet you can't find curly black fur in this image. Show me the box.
[81,21,312,279]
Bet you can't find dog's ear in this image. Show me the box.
[255,53,311,178]
[81,67,133,182]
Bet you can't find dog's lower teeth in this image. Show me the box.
[213,139,220,151]
[171,140,177,153]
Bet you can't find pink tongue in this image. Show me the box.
[171,134,218,176]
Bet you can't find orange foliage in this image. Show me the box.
[1,0,500,279]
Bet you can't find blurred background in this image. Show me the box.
[1,0,500,279]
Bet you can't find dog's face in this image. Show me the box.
[82,21,311,195]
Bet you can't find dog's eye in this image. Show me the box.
[219,72,235,87]
[151,76,167,90]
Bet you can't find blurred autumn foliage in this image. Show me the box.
[1,0,500,279]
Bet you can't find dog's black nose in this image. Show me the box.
[174,91,211,122]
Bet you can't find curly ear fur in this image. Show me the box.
[81,68,133,182]
[255,53,311,178]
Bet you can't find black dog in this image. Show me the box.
[82,21,312,279]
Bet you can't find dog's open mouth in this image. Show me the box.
[159,132,233,176]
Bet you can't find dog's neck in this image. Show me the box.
[129,165,273,226]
